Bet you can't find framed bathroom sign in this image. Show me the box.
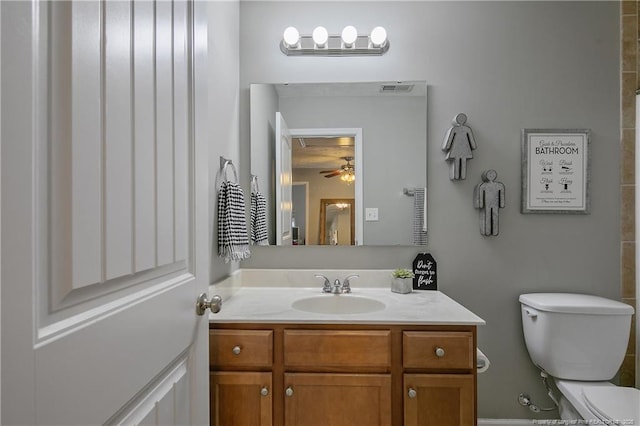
[521,129,591,214]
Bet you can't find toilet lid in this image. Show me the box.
[582,387,640,424]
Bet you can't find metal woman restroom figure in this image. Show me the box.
[474,170,505,236]
[442,113,477,180]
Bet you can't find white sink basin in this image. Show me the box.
[291,295,386,315]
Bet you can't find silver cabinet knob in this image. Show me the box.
[435,347,445,357]
[285,386,294,397]
[195,293,222,315]
[260,387,269,396]
[408,388,417,399]
[232,346,241,355]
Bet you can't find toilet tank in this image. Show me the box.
[519,293,634,381]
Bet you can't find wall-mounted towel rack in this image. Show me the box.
[403,187,427,243]
[220,156,238,183]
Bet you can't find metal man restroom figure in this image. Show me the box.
[442,113,477,180]
[474,170,505,236]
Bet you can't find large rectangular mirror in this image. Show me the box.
[250,81,427,246]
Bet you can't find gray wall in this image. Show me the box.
[208,1,241,283]
[235,1,620,419]
[249,84,278,243]
[291,183,307,244]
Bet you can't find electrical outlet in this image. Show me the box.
[365,208,379,221]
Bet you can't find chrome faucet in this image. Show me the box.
[315,274,333,293]
[315,274,360,294]
[331,279,343,294]
[342,274,359,293]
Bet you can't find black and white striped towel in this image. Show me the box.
[218,180,251,262]
[413,187,427,245]
[251,191,269,246]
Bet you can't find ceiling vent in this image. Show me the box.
[380,84,414,93]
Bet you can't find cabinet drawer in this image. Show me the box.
[210,330,273,368]
[284,330,391,370]
[403,331,473,370]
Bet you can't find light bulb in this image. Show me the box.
[341,25,358,47]
[370,26,387,48]
[340,171,355,184]
[283,26,300,48]
[312,26,328,48]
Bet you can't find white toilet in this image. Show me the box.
[520,293,639,424]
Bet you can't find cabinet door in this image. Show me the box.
[210,372,272,426]
[284,373,391,426]
[404,374,474,426]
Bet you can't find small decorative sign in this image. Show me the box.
[412,253,437,290]
[521,129,590,214]
[474,170,505,236]
[442,113,477,181]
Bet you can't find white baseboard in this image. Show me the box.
[479,420,536,426]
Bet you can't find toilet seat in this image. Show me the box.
[555,379,639,424]
[582,386,640,425]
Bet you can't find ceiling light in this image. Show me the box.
[340,171,355,184]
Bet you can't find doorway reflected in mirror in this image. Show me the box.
[291,134,357,245]
[319,198,355,245]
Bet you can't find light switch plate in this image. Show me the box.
[365,208,379,221]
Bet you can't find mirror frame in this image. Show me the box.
[319,198,355,245]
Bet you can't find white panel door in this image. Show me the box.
[1,1,212,424]
[275,112,293,245]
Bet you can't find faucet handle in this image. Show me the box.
[342,274,359,293]
[315,274,332,293]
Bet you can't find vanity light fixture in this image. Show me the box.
[280,25,390,56]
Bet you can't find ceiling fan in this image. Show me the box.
[319,156,355,179]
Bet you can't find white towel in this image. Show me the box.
[217,181,251,262]
[413,188,427,245]
[250,191,269,246]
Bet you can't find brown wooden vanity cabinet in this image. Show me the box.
[284,373,392,426]
[209,330,274,426]
[209,324,477,426]
[402,331,476,426]
[404,374,475,426]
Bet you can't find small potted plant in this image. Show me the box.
[391,268,414,294]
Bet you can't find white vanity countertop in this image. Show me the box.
[209,287,485,325]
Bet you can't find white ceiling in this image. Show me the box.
[292,136,354,169]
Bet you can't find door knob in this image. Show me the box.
[196,293,222,315]
[261,387,269,396]
[408,388,417,399]
[285,386,294,397]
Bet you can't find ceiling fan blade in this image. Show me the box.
[319,169,339,174]
[323,171,342,178]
